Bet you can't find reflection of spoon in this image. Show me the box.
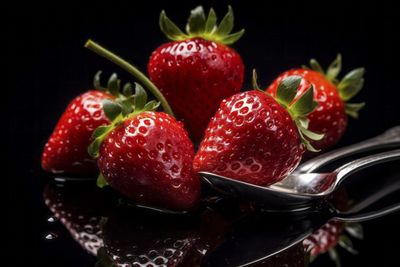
[200,149,400,211]
[203,173,400,267]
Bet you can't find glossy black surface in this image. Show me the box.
[7,0,400,266]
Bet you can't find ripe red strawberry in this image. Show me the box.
[267,55,365,151]
[148,6,245,142]
[41,72,128,175]
[89,84,200,210]
[194,75,324,186]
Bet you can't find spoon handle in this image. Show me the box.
[333,203,400,222]
[296,126,400,174]
[334,149,400,188]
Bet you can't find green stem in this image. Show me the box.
[84,39,174,117]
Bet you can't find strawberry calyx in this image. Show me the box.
[254,70,324,152]
[88,82,160,187]
[306,54,366,119]
[159,5,245,45]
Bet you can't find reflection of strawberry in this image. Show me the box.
[253,243,306,267]
[43,184,113,255]
[267,55,365,151]
[148,6,244,142]
[194,75,323,186]
[42,72,127,175]
[303,220,345,256]
[90,84,200,210]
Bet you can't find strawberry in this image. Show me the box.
[41,72,128,175]
[43,184,110,256]
[267,54,365,151]
[89,83,201,210]
[194,74,324,186]
[303,220,345,256]
[148,6,245,142]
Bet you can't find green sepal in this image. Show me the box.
[309,59,324,74]
[159,10,187,41]
[95,247,114,267]
[93,71,106,91]
[326,54,342,82]
[338,235,358,255]
[345,102,365,119]
[186,6,206,35]
[252,69,262,92]
[305,55,366,117]
[337,68,365,101]
[215,5,234,36]
[205,8,217,33]
[133,83,148,111]
[345,222,364,240]
[328,248,342,267]
[160,5,244,45]
[273,76,324,152]
[276,75,302,107]
[96,173,108,188]
[103,99,122,121]
[289,85,318,116]
[107,73,120,96]
[122,82,133,97]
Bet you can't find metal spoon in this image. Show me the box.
[200,149,400,211]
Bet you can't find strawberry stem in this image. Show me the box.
[84,39,174,117]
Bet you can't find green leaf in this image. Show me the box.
[159,10,187,41]
[298,130,320,152]
[339,235,358,254]
[186,6,206,35]
[345,223,364,240]
[92,125,112,139]
[119,99,134,116]
[309,59,324,74]
[122,82,133,97]
[216,5,234,36]
[276,75,302,106]
[107,73,120,96]
[299,126,325,141]
[96,173,108,188]
[297,117,309,129]
[252,69,261,91]
[338,68,365,101]
[289,85,317,116]
[326,54,342,82]
[205,8,217,33]
[88,138,103,158]
[345,102,365,119]
[94,70,104,90]
[103,99,122,121]
[328,248,342,267]
[134,83,148,111]
[219,29,245,44]
[144,100,161,111]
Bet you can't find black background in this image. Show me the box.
[7,0,400,266]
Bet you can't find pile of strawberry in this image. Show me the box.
[42,6,365,211]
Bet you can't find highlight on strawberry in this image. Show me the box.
[88,82,201,211]
[148,5,245,142]
[42,72,131,175]
[193,72,324,186]
[267,54,365,151]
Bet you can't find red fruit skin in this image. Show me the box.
[42,90,113,175]
[98,112,200,210]
[267,69,347,151]
[303,220,344,256]
[193,91,304,186]
[148,38,244,142]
